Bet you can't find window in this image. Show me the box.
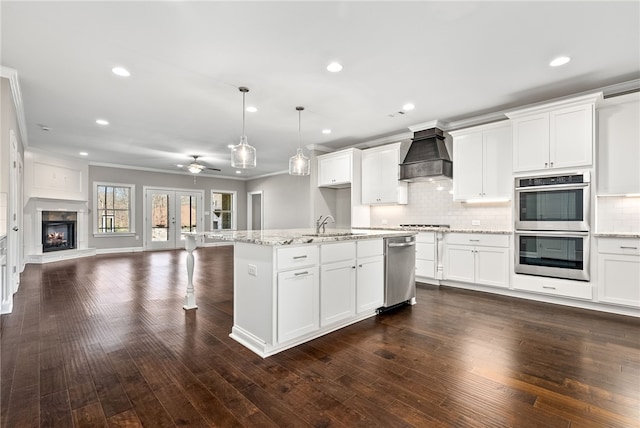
[94,182,135,235]
[211,190,236,230]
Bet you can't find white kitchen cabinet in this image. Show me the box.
[361,143,407,205]
[356,239,384,313]
[597,92,640,195]
[444,233,510,288]
[451,122,511,201]
[277,266,320,343]
[415,232,436,279]
[320,242,356,327]
[507,93,601,173]
[597,237,640,308]
[317,149,353,188]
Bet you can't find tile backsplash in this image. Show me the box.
[597,196,640,233]
[370,181,512,230]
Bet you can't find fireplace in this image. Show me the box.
[42,211,77,253]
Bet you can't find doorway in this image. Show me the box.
[9,130,23,293]
[247,191,263,230]
[144,187,204,250]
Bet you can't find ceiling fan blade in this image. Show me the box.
[205,167,221,172]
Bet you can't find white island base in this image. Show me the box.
[229,237,393,358]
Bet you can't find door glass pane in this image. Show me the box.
[151,194,169,242]
[180,195,197,239]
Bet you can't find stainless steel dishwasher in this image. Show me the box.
[381,234,416,310]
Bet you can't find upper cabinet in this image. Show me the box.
[317,148,356,188]
[597,92,640,195]
[450,121,512,201]
[361,143,408,205]
[506,93,602,173]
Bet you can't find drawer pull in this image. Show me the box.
[620,246,638,250]
[542,286,556,290]
[469,239,480,242]
[292,255,308,260]
[294,271,309,276]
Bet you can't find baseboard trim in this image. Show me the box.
[96,247,144,255]
[28,248,97,264]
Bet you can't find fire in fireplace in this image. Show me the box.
[42,211,77,252]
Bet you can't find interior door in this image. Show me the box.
[145,188,202,250]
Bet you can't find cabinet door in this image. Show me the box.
[444,244,475,283]
[512,113,550,172]
[550,104,593,169]
[318,153,351,187]
[475,246,509,288]
[453,133,483,200]
[356,255,384,313]
[361,151,380,203]
[598,254,640,308]
[277,267,319,343]
[482,126,512,199]
[320,260,356,326]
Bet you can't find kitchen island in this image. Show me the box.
[187,229,415,357]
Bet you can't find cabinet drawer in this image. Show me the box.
[357,239,383,258]
[513,275,592,300]
[321,241,356,264]
[447,233,509,248]
[417,232,435,244]
[416,242,435,260]
[598,238,640,255]
[277,245,319,271]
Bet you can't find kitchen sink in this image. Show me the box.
[302,232,366,237]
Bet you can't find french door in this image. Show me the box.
[144,188,203,251]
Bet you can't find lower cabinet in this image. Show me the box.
[277,267,320,343]
[321,259,356,327]
[356,254,384,313]
[415,232,436,279]
[444,233,510,288]
[597,238,640,308]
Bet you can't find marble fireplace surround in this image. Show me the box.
[27,198,95,263]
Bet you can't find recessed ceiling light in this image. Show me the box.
[96,119,109,126]
[112,66,131,77]
[227,144,234,149]
[322,129,332,134]
[402,103,415,111]
[246,106,257,113]
[235,170,242,174]
[79,152,88,156]
[327,62,343,72]
[549,56,571,67]
[176,164,183,168]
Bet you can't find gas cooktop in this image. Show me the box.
[400,224,450,228]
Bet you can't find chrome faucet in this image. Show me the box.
[315,215,335,234]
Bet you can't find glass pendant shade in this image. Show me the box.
[231,87,256,168]
[289,147,310,176]
[187,164,202,174]
[231,135,256,168]
[289,106,310,176]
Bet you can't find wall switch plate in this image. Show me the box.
[471,220,481,226]
[248,264,257,276]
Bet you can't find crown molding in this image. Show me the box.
[88,161,247,181]
[352,131,412,149]
[0,66,29,147]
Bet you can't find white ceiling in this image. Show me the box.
[2,1,639,179]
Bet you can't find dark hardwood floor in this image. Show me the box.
[1,246,639,427]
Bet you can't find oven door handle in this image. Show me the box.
[515,230,589,237]
[515,183,589,191]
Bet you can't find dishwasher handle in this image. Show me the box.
[388,241,416,248]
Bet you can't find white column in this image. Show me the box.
[183,234,198,310]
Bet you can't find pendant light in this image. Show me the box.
[289,106,310,176]
[231,87,256,168]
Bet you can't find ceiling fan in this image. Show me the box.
[179,156,221,174]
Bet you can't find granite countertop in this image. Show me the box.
[203,228,417,246]
[594,232,640,239]
[362,226,512,235]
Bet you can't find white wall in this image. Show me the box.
[370,180,512,230]
[246,172,310,229]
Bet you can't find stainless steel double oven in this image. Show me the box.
[514,172,590,281]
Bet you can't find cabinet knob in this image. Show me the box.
[550,161,554,167]
[544,162,548,168]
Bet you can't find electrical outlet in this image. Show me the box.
[248,264,257,276]
[471,220,480,226]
